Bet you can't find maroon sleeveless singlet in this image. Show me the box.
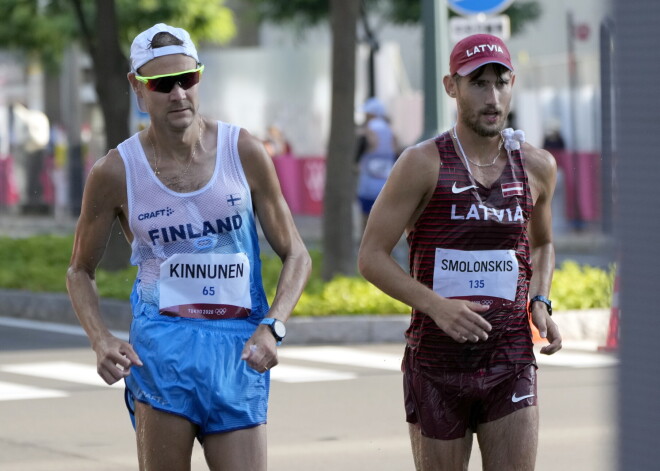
[405,131,535,371]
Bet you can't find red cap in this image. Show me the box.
[449,34,513,76]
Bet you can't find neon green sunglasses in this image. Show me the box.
[135,65,205,93]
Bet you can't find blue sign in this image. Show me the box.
[448,0,515,16]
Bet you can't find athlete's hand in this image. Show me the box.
[531,306,562,355]
[92,334,143,385]
[242,327,278,373]
[428,298,492,343]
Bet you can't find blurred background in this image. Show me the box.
[14,2,660,471]
[0,0,613,265]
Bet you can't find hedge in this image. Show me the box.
[0,235,614,315]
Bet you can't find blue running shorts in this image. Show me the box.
[124,312,269,437]
[358,196,377,214]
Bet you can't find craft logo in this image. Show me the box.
[138,207,174,221]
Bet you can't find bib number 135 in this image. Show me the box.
[469,280,485,289]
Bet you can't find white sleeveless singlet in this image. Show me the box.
[117,121,268,321]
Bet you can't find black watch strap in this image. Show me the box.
[530,295,552,316]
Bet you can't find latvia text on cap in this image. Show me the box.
[449,34,513,77]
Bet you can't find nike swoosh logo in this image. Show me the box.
[511,393,535,403]
[452,182,477,194]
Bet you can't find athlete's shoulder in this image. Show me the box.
[87,147,126,185]
[521,142,557,177]
[397,137,441,172]
[79,146,128,215]
[384,138,442,199]
[236,126,269,163]
[520,142,557,201]
[235,126,277,190]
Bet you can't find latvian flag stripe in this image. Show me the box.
[502,182,524,197]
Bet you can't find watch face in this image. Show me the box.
[273,320,286,339]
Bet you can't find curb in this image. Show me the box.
[0,289,609,346]
[0,289,132,332]
[0,289,409,345]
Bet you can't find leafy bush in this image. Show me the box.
[0,235,614,315]
[550,261,615,311]
[293,276,410,316]
[0,235,72,292]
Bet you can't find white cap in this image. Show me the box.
[362,97,386,118]
[130,23,199,73]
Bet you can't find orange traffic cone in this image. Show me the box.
[599,270,620,352]
[528,302,544,343]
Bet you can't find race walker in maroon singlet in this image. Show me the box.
[405,131,535,372]
[360,33,560,464]
[402,130,539,439]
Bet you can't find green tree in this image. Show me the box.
[383,0,541,33]
[0,0,235,150]
[325,0,360,279]
[247,0,541,31]
[246,0,541,280]
[246,0,361,280]
[0,0,235,270]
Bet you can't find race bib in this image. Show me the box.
[432,248,518,301]
[159,253,252,318]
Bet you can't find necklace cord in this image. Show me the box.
[452,126,503,171]
[148,120,204,177]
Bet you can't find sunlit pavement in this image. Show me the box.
[0,318,615,471]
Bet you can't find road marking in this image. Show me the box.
[279,347,403,371]
[0,381,67,401]
[535,349,618,368]
[0,317,129,341]
[281,346,618,370]
[0,318,618,370]
[0,362,124,389]
[0,360,354,386]
[271,364,357,383]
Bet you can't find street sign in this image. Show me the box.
[448,0,515,16]
[449,15,511,42]
[574,23,591,41]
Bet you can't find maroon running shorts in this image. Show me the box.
[403,352,537,440]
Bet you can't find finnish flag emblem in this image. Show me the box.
[226,194,242,206]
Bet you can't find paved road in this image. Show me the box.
[0,318,617,471]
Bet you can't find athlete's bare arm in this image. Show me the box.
[524,143,562,355]
[359,140,492,343]
[66,150,142,384]
[237,129,312,369]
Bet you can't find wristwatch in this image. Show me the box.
[530,295,552,316]
[260,318,286,345]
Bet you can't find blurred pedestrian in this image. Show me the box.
[543,119,565,151]
[263,124,292,158]
[358,34,561,471]
[66,23,310,471]
[11,102,50,212]
[356,97,397,231]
